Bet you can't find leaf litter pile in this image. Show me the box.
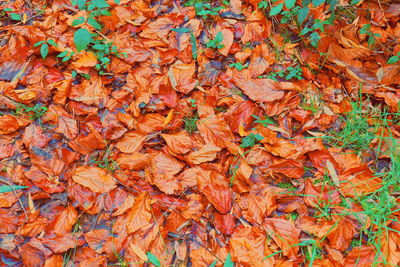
[0,0,400,266]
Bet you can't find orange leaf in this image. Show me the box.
[187,143,221,165]
[0,115,19,134]
[72,51,98,68]
[163,108,174,126]
[116,131,147,153]
[72,166,116,193]
[236,78,285,103]
[161,131,193,154]
[126,193,152,234]
[219,29,234,56]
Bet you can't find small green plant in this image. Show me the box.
[360,24,381,47]
[206,32,224,49]
[33,39,58,59]
[192,2,223,18]
[240,133,264,148]
[188,99,197,107]
[229,62,247,71]
[252,115,276,127]
[387,52,400,64]
[14,103,48,122]
[71,70,91,80]
[90,151,118,173]
[299,19,331,47]
[69,0,126,74]
[57,50,75,63]
[260,66,303,81]
[3,8,23,21]
[183,113,199,134]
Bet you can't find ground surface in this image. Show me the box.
[0,0,400,266]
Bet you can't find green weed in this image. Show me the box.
[14,103,48,123]
[206,32,224,49]
[240,133,264,148]
[183,113,199,134]
[260,66,303,81]
[317,96,400,265]
[33,39,58,59]
[90,150,118,173]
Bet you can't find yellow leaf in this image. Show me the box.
[238,123,247,137]
[326,161,340,187]
[163,109,174,126]
[129,243,148,262]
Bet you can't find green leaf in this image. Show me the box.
[209,259,218,267]
[62,56,71,62]
[40,43,49,59]
[190,32,198,60]
[93,44,106,50]
[269,3,283,16]
[74,28,92,51]
[360,24,371,34]
[206,39,216,48]
[72,16,85,26]
[258,1,268,9]
[91,0,110,8]
[350,0,361,5]
[387,55,399,64]
[10,13,21,20]
[215,32,224,44]
[310,31,320,47]
[57,51,69,57]
[87,17,102,30]
[47,39,58,47]
[34,41,45,47]
[285,0,296,9]
[172,27,192,33]
[76,0,87,10]
[0,185,28,193]
[223,253,234,267]
[299,27,312,36]
[4,8,13,11]
[297,7,309,24]
[114,0,120,3]
[99,9,111,16]
[312,0,325,6]
[146,252,161,267]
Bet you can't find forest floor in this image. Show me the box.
[0,0,400,266]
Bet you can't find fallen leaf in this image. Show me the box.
[72,166,116,193]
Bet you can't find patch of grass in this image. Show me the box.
[300,93,322,115]
[319,96,400,265]
[62,219,82,266]
[240,133,264,148]
[14,103,48,123]
[326,99,377,152]
[90,150,118,173]
[183,113,199,134]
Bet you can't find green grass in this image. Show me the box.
[14,103,48,122]
[314,95,400,266]
[62,219,82,266]
[183,113,199,134]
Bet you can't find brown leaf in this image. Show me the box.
[236,78,285,103]
[116,131,147,153]
[72,166,116,193]
[126,193,152,234]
